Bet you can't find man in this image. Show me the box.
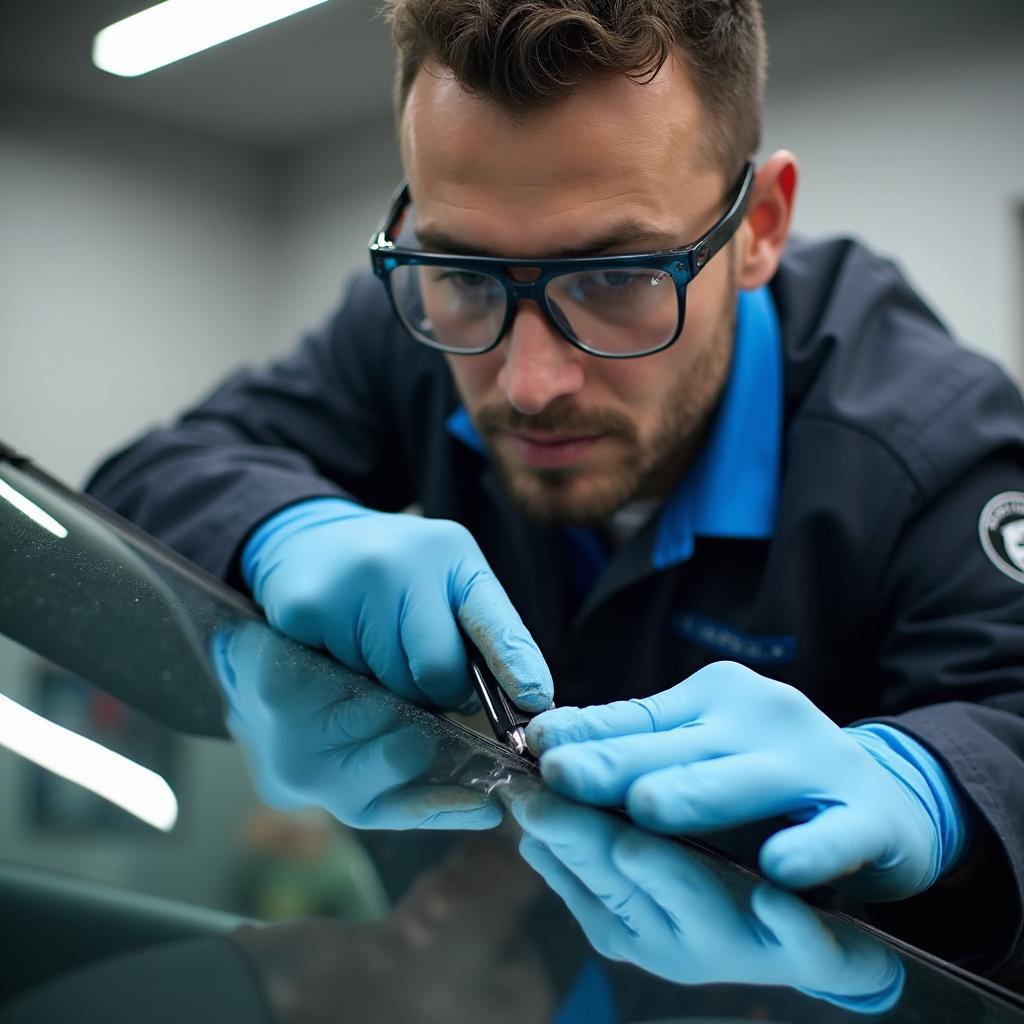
[88,0,1024,983]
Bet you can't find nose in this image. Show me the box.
[496,301,586,416]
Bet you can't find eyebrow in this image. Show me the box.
[413,223,686,260]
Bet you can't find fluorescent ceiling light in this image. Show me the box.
[0,479,68,539]
[0,693,178,831]
[93,0,332,78]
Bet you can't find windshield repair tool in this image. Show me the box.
[463,633,543,759]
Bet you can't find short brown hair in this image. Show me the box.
[383,0,766,177]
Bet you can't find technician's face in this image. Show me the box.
[401,59,742,525]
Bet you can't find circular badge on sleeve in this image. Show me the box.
[979,492,1024,584]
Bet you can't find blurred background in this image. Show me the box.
[0,0,1023,913]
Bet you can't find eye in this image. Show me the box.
[566,269,669,302]
[591,270,646,290]
[435,270,495,291]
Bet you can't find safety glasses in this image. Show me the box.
[369,162,754,359]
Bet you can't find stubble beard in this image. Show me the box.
[473,277,737,527]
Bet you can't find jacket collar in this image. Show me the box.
[446,405,488,456]
[652,284,782,568]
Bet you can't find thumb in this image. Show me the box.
[759,805,885,890]
[751,884,905,1005]
[452,561,553,711]
[749,883,835,952]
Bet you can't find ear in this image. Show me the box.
[736,150,799,290]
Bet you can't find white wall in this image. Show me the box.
[0,94,279,485]
[0,99,404,486]
[271,120,401,346]
[764,22,1024,379]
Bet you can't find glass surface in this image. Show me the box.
[391,264,508,352]
[2,454,1024,1022]
[546,267,678,355]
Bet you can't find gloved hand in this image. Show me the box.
[526,661,970,901]
[213,621,505,830]
[512,789,905,1013]
[242,497,553,712]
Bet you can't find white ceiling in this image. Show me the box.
[0,0,395,151]
[2,1,1022,155]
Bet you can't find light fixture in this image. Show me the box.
[0,693,178,831]
[93,0,332,78]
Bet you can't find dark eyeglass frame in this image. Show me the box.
[368,161,755,359]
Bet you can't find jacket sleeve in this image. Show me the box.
[863,448,1024,987]
[85,273,419,584]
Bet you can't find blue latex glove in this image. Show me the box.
[213,621,505,830]
[526,661,970,901]
[242,497,553,712]
[512,789,905,1013]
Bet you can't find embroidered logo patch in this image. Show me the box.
[979,492,1024,584]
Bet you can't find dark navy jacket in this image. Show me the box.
[87,237,1024,985]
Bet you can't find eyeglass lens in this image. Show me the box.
[389,264,679,355]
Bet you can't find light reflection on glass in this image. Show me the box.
[0,692,178,831]
[0,479,67,539]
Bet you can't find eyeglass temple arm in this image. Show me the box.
[370,181,412,250]
[684,161,756,275]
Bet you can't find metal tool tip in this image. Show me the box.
[507,727,528,756]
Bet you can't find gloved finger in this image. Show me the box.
[211,627,240,687]
[527,702,654,756]
[526,681,702,754]
[538,726,720,805]
[624,753,804,833]
[346,589,431,705]
[220,622,404,742]
[753,885,907,1013]
[610,828,741,935]
[758,806,886,890]
[211,627,260,731]
[237,745,312,812]
[511,786,627,846]
[518,836,637,961]
[511,787,626,856]
[212,621,298,717]
[320,690,406,745]
[261,564,373,681]
[749,883,839,956]
[511,791,643,920]
[453,566,553,712]
[318,725,439,824]
[258,692,403,800]
[367,783,504,830]
[315,606,376,682]
[397,586,471,710]
[750,884,903,999]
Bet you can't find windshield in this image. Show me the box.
[2,451,1024,1022]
